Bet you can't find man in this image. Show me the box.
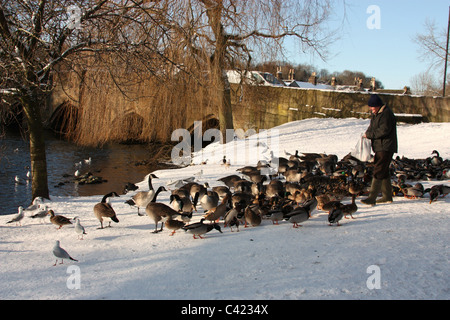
[361,94,398,206]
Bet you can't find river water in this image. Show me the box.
[0,131,170,215]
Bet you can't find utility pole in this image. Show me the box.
[443,6,450,97]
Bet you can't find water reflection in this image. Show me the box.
[0,131,164,215]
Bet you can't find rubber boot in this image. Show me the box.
[361,178,382,206]
[376,178,393,204]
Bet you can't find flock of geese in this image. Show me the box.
[5,149,449,264]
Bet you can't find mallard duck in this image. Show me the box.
[48,210,72,229]
[401,183,424,199]
[93,192,120,229]
[125,173,158,214]
[342,194,358,219]
[204,194,230,222]
[284,207,309,228]
[328,203,344,226]
[182,218,223,239]
[268,210,284,225]
[165,216,185,236]
[244,205,261,227]
[429,184,450,203]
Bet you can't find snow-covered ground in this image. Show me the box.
[1,118,449,300]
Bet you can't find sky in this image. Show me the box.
[285,0,450,89]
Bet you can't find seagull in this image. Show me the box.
[30,205,48,223]
[52,240,78,266]
[24,197,44,213]
[7,206,24,226]
[73,217,87,240]
[84,157,92,165]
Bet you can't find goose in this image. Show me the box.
[430,150,443,166]
[182,218,223,239]
[48,210,72,229]
[125,173,158,214]
[170,193,197,214]
[7,206,24,226]
[145,188,176,234]
[198,190,219,212]
[93,192,120,229]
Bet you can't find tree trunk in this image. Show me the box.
[21,91,50,201]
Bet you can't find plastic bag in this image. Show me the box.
[351,135,373,162]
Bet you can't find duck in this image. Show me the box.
[7,206,24,226]
[284,207,309,228]
[164,216,186,236]
[429,184,450,204]
[342,194,358,219]
[48,210,72,229]
[401,183,424,199]
[268,210,284,225]
[73,217,87,240]
[125,173,158,214]
[223,207,242,232]
[204,194,231,223]
[244,205,262,227]
[328,203,344,226]
[93,192,120,229]
[182,218,223,239]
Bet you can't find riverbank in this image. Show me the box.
[1,118,449,300]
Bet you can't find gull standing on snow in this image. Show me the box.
[52,240,78,266]
[74,217,87,239]
[7,206,24,226]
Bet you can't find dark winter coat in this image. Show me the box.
[365,105,398,154]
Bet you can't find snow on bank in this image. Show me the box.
[1,118,449,300]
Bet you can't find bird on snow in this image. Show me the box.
[47,210,72,229]
[93,192,120,229]
[52,240,78,266]
[30,205,49,223]
[429,184,450,204]
[182,218,223,239]
[125,173,158,215]
[73,217,87,240]
[7,206,24,226]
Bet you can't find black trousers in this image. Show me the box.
[373,151,394,180]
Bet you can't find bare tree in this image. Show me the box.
[414,18,450,95]
[165,0,336,139]
[0,0,168,201]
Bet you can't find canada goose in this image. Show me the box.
[145,195,178,234]
[198,190,219,212]
[48,210,72,229]
[218,175,242,188]
[170,193,196,214]
[430,150,443,166]
[189,182,209,200]
[7,206,24,226]
[93,192,120,229]
[125,173,158,214]
[182,218,223,239]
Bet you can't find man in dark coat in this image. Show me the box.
[361,94,398,205]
